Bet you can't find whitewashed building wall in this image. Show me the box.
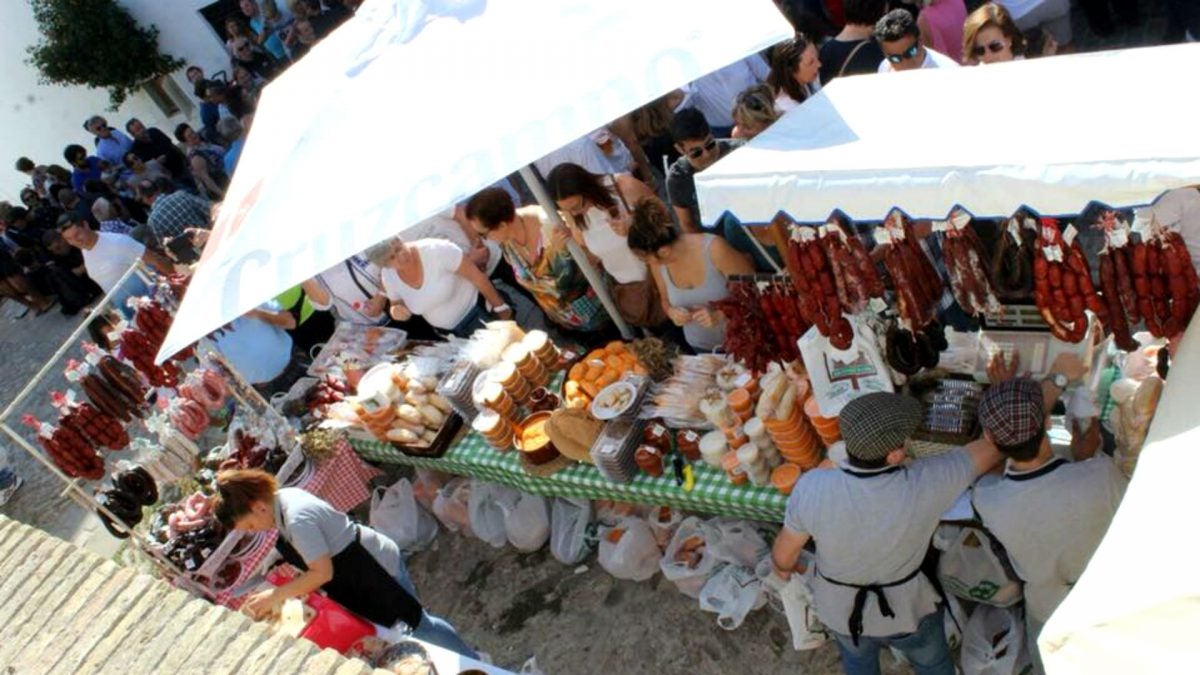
[0,0,231,201]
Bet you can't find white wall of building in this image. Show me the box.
[0,0,230,202]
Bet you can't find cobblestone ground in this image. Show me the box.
[0,300,115,550]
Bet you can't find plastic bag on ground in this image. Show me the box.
[369,479,438,553]
[660,516,721,598]
[699,563,766,630]
[707,518,769,568]
[411,469,448,512]
[593,500,643,527]
[962,605,1032,675]
[431,477,473,536]
[504,492,551,552]
[550,498,594,565]
[646,505,682,550]
[468,481,520,548]
[598,516,661,581]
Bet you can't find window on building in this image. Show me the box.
[199,0,245,46]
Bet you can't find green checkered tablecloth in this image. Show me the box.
[351,431,789,522]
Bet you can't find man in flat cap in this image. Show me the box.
[771,392,1002,675]
[973,377,1127,672]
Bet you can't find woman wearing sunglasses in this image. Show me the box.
[962,3,1028,64]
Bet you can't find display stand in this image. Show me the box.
[0,261,299,597]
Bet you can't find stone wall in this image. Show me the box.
[0,515,391,675]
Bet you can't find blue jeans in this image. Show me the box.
[391,558,479,659]
[831,609,955,675]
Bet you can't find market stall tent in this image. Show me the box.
[693,42,1200,672]
[1038,322,1200,673]
[695,43,1200,226]
[157,0,793,361]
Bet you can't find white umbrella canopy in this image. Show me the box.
[695,43,1200,226]
[161,0,793,361]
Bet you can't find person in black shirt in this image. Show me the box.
[126,118,187,179]
[40,230,102,314]
[819,0,888,84]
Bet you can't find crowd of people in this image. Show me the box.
[2,0,1193,669]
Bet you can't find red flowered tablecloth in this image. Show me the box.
[212,439,381,608]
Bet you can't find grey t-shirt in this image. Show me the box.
[973,455,1127,625]
[274,487,400,578]
[784,449,975,637]
[666,139,742,226]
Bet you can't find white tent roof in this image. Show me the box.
[160,0,792,360]
[695,43,1200,226]
[1040,322,1200,673]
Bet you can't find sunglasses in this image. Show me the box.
[686,138,717,160]
[971,40,1008,58]
[885,44,921,64]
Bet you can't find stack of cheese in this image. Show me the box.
[352,364,453,446]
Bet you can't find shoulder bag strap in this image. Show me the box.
[838,40,871,79]
[344,259,374,300]
[609,174,633,214]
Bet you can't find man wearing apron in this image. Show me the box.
[770,393,1002,675]
[214,469,477,657]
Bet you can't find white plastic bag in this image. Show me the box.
[504,493,551,552]
[935,523,1022,607]
[550,498,594,565]
[646,505,682,550]
[597,516,661,581]
[758,555,826,650]
[369,479,438,552]
[431,477,473,536]
[411,469,447,512]
[962,605,1032,675]
[698,564,766,630]
[798,319,894,417]
[468,481,520,548]
[707,519,769,568]
[660,517,720,598]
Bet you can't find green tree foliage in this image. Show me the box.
[26,0,185,110]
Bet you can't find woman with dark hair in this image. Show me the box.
[465,187,611,338]
[174,124,227,200]
[627,198,753,353]
[546,163,665,328]
[962,2,1028,64]
[818,0,888,83]
[768,36,822,113]
[213,469,476,657]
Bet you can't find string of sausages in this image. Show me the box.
[1032,219,1106,343]
[715,278,808,371]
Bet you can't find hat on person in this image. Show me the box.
[978,378,1045,446]
[838,392,922,462]
[56,212,82,230]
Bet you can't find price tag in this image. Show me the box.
[1007,219,1023,245]
[1063,224,1078,246]
[796,227,817,243]
[1108,227,1129,248]
[931,220,949,234]
[1042,244,1064,263]
[874,227,892,245]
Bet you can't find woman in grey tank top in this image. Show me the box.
[626,198,755,352]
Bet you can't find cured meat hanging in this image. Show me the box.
[938,211,1003,321]
[1032,218,1105,343]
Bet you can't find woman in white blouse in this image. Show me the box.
[545,162,666,327]
[364,236,512,337]
[767,35,822,113]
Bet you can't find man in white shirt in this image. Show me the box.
[56,212,173,315]
[1134,186,1200,275]
[875,8,959,72]
[687,55,770,134]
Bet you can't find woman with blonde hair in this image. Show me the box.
[962,2,1027,64]
[730,84,780,140]
[213,468,476,656]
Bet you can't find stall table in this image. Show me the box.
[352,431,788,523]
